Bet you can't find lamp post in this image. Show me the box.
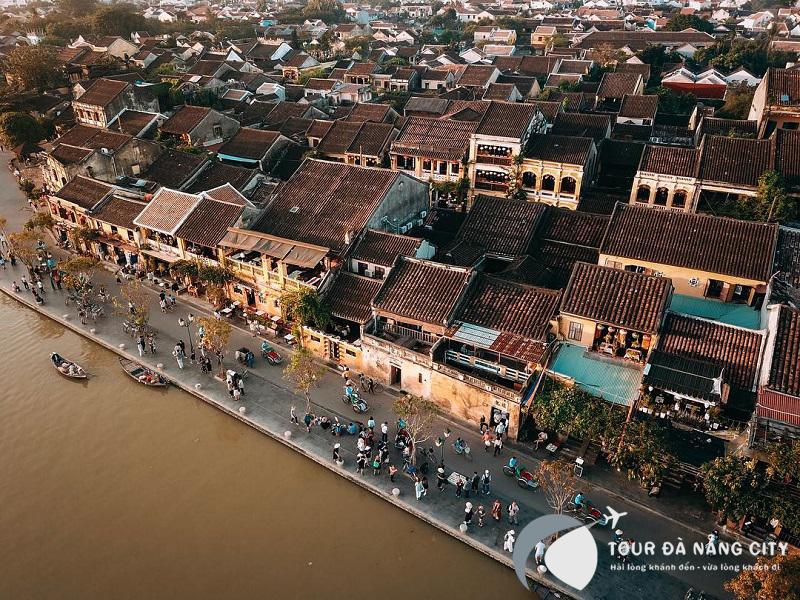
[435,428,451,465]
[178,313,195,355]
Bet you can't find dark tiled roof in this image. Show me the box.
[768,306,800,397]
[616,62,651,82]
[775,227,800,289]
[552,112,610,141]
[250,160,400,253]
[516,55,561,77]
[482,83,518,100]
[218,128,280,160]
[574,30,714,50]
[600,203,778,282]
[161,105,212,135]
[373,257,471,325]
[561,262,672,333]
[185,162,256,193]
[143,149,207,188]
[325,272,383,324]
[238,100,278,127]
[111,110,158,136]
[528,101,562,122]
[538,207,609,248]
[643,350,723,402]
[93,196,147,229]
[50,144,92,164]
[765,67,800,105]
[262,102,309,127]
[55,176,113,211]
[639,145,699,177]
[350,229,421,267]
[457,195,547,257]
[597,72,641,99]
[525,134,594,165]
[776,129,800,189]
[307,119,334,139]
[698,135,772,188]
[54,124,131,152]
[457,64,498,87]
[344,103,394,123]
[697,117,757,139]
[476,101,538,138]
[175,198,243,248]
[659,313,763,391]
[392,116,477,161]
[76,78,128,107]
[618,94,658,119]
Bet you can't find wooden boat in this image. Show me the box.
[119,357,168,387]
[50,352,87,379]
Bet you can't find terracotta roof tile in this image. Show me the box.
[133,188,201,234]
[765,67,800,105]
[457,195,547,256]
[698,135,773,188]
[525,134,594,165]
[597,72,642,99]
[143,149,207,188]
[476,101,538,138]
[161,105,212,135]
[93,196,148,229]
[768,306,800,397]
[175,198,243,248]
[600,203,778,282]
[552,112,610,141]
[775,226,800,289]
[76,78,128,107]
[325,271,383,324]
[538,207,609,248]
[639,145,699,177]
[618,94,658,119]
[218,128,280,160]
[392,116,477,161]
[350,229,421,266]
[55,176,113,211]
[561,262,672,333]
[185,162,255,194]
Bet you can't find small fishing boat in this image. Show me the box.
[119,357,168,387]
[51,352,87,379]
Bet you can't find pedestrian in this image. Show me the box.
[508,500,519,525]
[128,301,136,316]
[367,416,375,430]
[137,335,145,357]
[168,294,176,308]
[357,436,366,453]
[455,477,463,498]
[477,504,486,527]
[415,478,424,501]
[479,415,488,434]
[237,377,244,397]
[381,421,388,444]
[173,343,184,369]
[249,320,258,337]
[148,335,156,355]
[389,464,398,482]
[482,430,493,452]
[463,502,474,527]
[189,348,196,365]
[0,255,5,270]
[304,412,313,433]
[471,471,480,497]
[491,499,502,522]
[535,540,546,565]
[421,476,429,496]
[333,444,342,464]
[21,276,29,291]
[436,467,446,491]
[358,372,366,391]
[503,530,515,553]
[481,469,492,495]
[290,405,299,425]
[11,281,20,292]
[367,377,374,394]
[372,455,381,475]
[495,420,506,440]
[493,435,503,457]
[9,253,16,267]
[178,339,186,355]
[36,279,44,294]
[159,298,167,313]
[232,387,241,401]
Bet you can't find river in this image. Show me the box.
[0,293,530,600]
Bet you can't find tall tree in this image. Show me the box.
[4,46,63,92]
[725,554,800,600]
[113,280,152,331]
[91,4,148,37]
[283,346,326,413]
[197,317,232,376]
[7,230,40,270]
[0,112,46,148]
[700,455,770,523]
[663,14,714,33]
[536,460,576,515]
[58,0,97,16]
[393,394,437,464]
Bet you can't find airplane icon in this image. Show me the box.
[603,506,628,529]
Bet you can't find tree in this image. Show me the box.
[4,45,62,92]
[536,460,576,515]
[59,256,100,305]
[700,456,770,523]
[716,86,756,120]
[58,0,97,15]
[551,33,570,48]
[592,42,625,66]
[506,154,529,202]
[663,14,714,33]
[281,287,331,332]
[0,112,46,148]
[283,346,326,412]
[393,394,437,464]
[197,316,232,376]
[653,85,697,115]
[725,554,800,600]
[765,439,800,483]
[91,3,148,37]
[753,171,793,224]
[531,382,584,435]
[608,420,674,483]
[114,279,152,330]
[7,229,39,269]
[302,0,346,23]
[24,212,55,233]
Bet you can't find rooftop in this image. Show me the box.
[767,306,800,397]
[133,188,201,235]
[54,176,113,211]
[456,195,547,257]
[669,294,762,330]
[350,229,422,267]
[325,271,383,325]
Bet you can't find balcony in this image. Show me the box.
[474,180,509,192]
[476,153,513,166]
[363,320,436,362]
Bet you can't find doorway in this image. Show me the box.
[390,366,402,386]
[245,287,256,306]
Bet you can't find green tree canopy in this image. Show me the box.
[302,0,346,23]
[653,85,697,115]
[0,112,46,148]
[663,14,714,33]
[91,3,148,37]
[57,0,96,16]
[4,45,63,91]
[700,456,771,522]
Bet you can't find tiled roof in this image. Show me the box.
[698,135,772,188]
[344,103,394,123]
[262,102,308,127]
[765,67,800,105]
[76,78,128,107]
[776,129,800,189]
[597,72,642,99]
[111,110,159,136]
[768,306,800,397]
[697,117,757,138]
[392,116,477,161]
[457,64,497,87]
[639,145,699,177]
[482,83,517,100]
[775,226,800,289]
[525,134,594,165]
[218,128,280,160]
[600,203,778,281]
[250,160,400,253]
[325,271,383,324]
[643,350,723,402]
[347,61,378,76]
[93,196,148,229]
[618,94,658,119]
[538,207,609,248]
[350,229,421,266]
[515,55,561,77]
[175,198,243,248]
[316,121,360,155]
[185,162,255,193]
[54,124,131,152]
[659,313,763,390]
[403,96,450,116]
[552,112,610,141]
[615,62,651,82]
[50,144,92,165]
[561,262,672,333]
[307,119,334,139]
[203,183,247,206]
[476,101,538,138]
[574,30,714,50]
[161,105,212,135]
[373,257,471,325]
[54,176,113,211]
[133,188,201,235]
[528,100,562,122]
[457,195,547,257]
[143,149,207,189]
[756,388,800,426]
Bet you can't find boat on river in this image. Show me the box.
[51,352,87,379]
[119,357,168,387]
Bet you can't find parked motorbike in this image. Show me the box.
[260,341,282,365]
[453,439,471,458]
[502,464,539,490]
[342,391,368,414]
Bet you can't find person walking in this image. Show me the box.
[159,298,167,313]
[421,476,429,497]
[381,421,388,444]
[333,443,341,463]
[482,430,493,452]
[367,416,376,430]
[535,540,547,566]
[389,464,398,482]
[290,405,299,425]
[415,477,424,501]
[508,500,519,525]
[493,435,503,457]
[136,335,145,357]
[372,455,382,475]
[303,411,314,433]
[36,278,45,294]
[356,453,366,475]
[232,386,241,402]
[455,478,463,498]
[436,467,446,491]
[367,378,375,394]
[20,275,29,291]
[147,334,156,355]
[173,343,185,369]
[491,499,502,523]
[471,471,480,497]
[503,530,515,553]
[463,502,474,528]
[177,339,186,355]
[495,419,506,440]
[481,469,492,495]
[479,415,488,434]
[477,504,486,527]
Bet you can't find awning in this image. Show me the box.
[260,238,294,260]
[219,230,265,252]
[284,246,327,269]
[140,247,180,263]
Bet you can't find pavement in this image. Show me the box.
[0,154,748,599]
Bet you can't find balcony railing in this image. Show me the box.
[435,360,522,401]
[474,180,509,192]
[476,154,512,166]
[379,322,438,345]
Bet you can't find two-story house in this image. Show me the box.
[314,120,398,167]
[159,105,240,147]
[73,78,160,128]
[216,128,297,173]
[518,135,597,209]
[748,67,800,137]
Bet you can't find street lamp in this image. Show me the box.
[435,428,451,465]
[178,314,194,355]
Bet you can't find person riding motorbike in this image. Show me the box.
[508,456,518,471]
[573,491,585,509]
[454,437,467,453]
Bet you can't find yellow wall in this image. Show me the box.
[557,315,598,347]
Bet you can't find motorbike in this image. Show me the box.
[342,391,368,414]
[453,440,471,458]
[235,348,255,367]
[260,342,282,365]
[502,463,539,490]
[567,498,608,527]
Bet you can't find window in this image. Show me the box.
[655,187,669,206]
[568,321,583,341]
[560,176,576,195]
[423,159,432,171]
[705,279,725,299]
[672,189,687,209]
[636,185,650,202]
[310,335,321,343]
[127,230,135,242]
[782,122,799,130]
[438,161,447,175]
[418,373,423,384]
[110,226,118,235]
[357,261,368,275]
[451,162,460,174]
[212,124,223,139]
[374,266,385,279]
[732,284,752,304]
[345,349,356,357]
[522,172,536,188]
[131,164,140,176]
[541,174,555,191]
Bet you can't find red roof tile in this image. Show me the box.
[768,306,800,397]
